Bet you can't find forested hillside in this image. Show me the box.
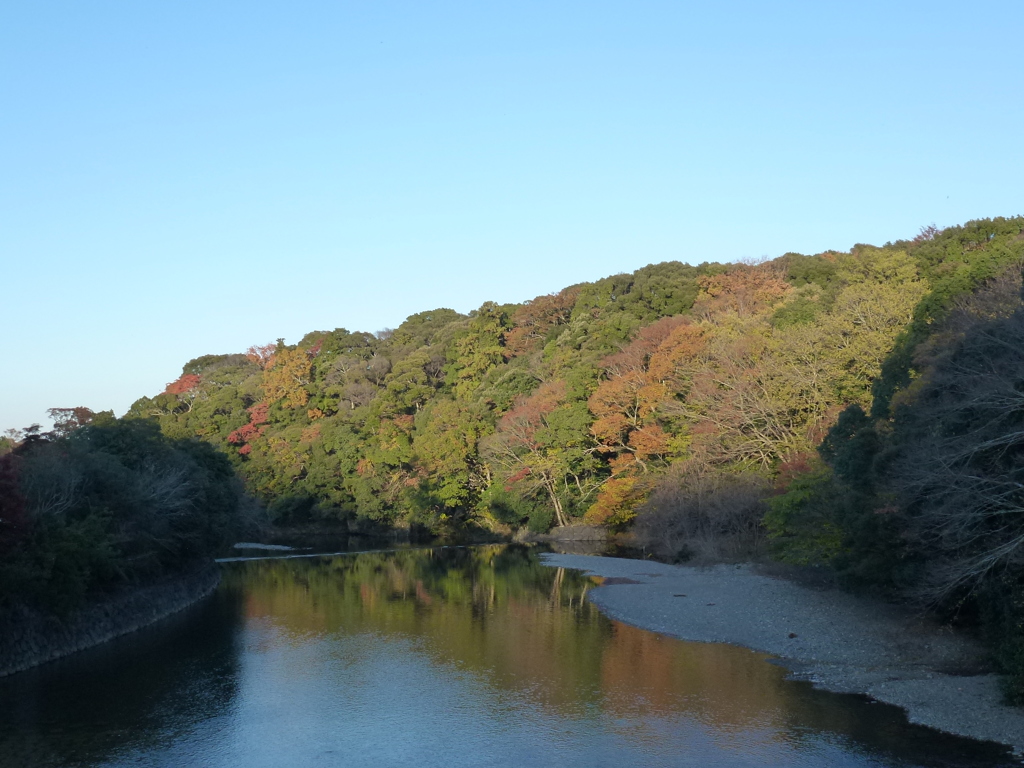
[109,215,1024,698]
[121,219,1017,533]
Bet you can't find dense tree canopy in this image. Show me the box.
[112,218,1022,545]
[111,216,1024,697]
[0,418,252,613]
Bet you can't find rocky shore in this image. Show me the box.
[541,553,1024,755]
[0,565,221,678]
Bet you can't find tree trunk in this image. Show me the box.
[544,476,568,527]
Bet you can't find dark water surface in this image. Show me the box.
[0,545,1018,767]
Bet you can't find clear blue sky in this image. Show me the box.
[3,1,1022,432]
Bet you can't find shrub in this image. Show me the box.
[764,461,844,565]
[633,465,769,562]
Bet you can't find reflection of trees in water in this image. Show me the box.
[1,546,1012,767]
[0,588,246,768]
[224,544,609,710]
[225,545,1012,766]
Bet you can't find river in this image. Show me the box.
[0,545,1017,767]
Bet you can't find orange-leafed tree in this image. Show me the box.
[692,263,790,321]
[582,475,647,527]
[263,343,319,409]
[588,316,692,473]
[503,287,580,358]
[246,343,277,370]
[584,317,704,525]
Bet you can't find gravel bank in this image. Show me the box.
[541,553,1024,754]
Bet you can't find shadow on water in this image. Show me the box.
[0,588,246,767]
[0,544,1018,767]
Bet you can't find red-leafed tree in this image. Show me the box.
[166,374,201,395]
[228,401,271,455]
[165,374,204,411]
[306,337,324,358]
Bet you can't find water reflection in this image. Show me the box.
[0,545,1017,767]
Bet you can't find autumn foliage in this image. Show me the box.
[228,401,271,455]
[122,218,1024,556]
[47,407,97,437]
[246,343,276,370]
[165,374,202,395]
[263,345,315,408]
[503,288,580,358]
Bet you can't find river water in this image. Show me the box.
[0,545,1018,767]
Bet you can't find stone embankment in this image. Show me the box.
[0,565,220,678]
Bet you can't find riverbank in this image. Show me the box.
[0,565,221,678]
[541,553,1024,754]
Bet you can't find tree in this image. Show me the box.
[227,401,270,455]
[263,343,316,409]
[447,302,508,399]
[692,263,789,320]
[246,343,276,370]
[483,381,598,527]
[410,398,491,523]
[164,374,204,412]
[108,216,1024,553]
[633,463,769,561]
[47,407,96,438]
[588,316,689,472]
[0,418,250,614]
[504,288,580,358]
[0,454,27,552]
[373,349,435,417]
[674,250,926,471]
[891,283,1024,602]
